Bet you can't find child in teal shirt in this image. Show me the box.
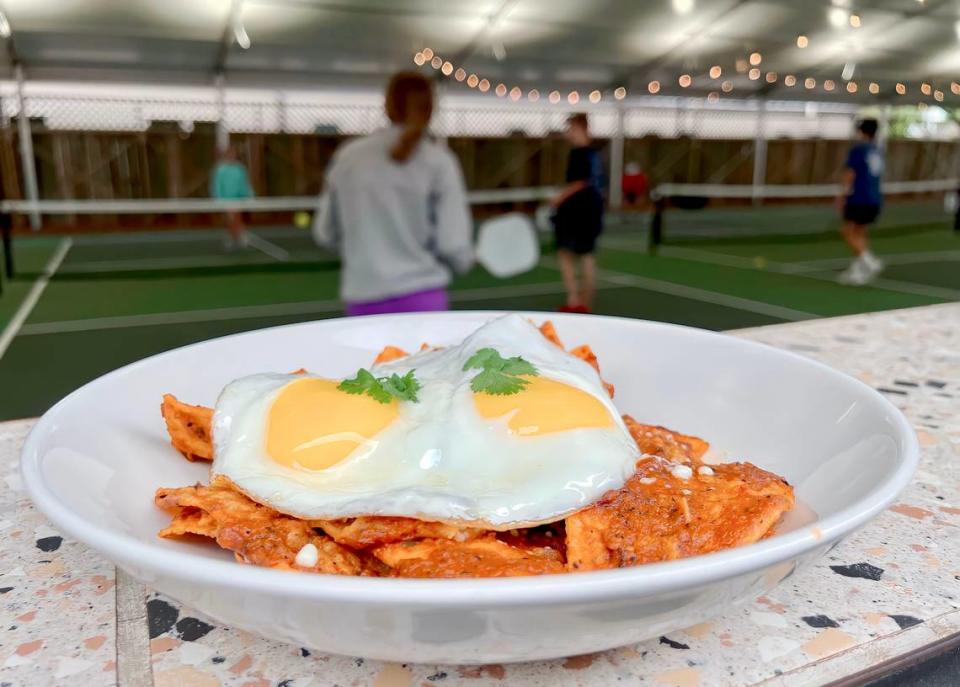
[211,146,253,248]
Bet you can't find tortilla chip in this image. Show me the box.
[373,346,409,364]
[161,394,214,462]
[156,484,365,575]
[314,517,483,549]
[569,344,615,398]
[624,417,710,463]
[538,320,564,348]
[565,458,795,571]
[373,535,565,578]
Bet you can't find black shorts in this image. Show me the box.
[553,189,604,255]
[844,203,881,226]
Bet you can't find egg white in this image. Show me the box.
[211,314,640,529]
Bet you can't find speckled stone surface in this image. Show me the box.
[2,303,958,687]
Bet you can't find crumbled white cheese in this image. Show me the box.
[681,489,692,496]
[638,477,657,485]
[697,465,715,477]
[670,463,694,480]
[294,542,319,568]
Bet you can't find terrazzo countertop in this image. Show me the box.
[2,303,958,687]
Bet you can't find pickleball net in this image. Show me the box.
[645,179,957,248]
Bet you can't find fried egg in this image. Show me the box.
[211,314,639,529]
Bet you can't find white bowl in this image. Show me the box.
[20,312,918,664]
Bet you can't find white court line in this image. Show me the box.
[790,250,960,270]
[0,238,72,359]
[17,280,609,336]
[245,232,290,261]
[61,254,284,273]
[654,245,960,301]
[71,227,308,246]
[538,256,817,321]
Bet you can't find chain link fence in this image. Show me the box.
[2,82,936,141]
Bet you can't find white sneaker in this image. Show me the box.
[837,259,870,285]
[861,251,884,275]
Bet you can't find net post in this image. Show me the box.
[1,210,11,282]
[15,65,40,231]
[649,190,665,254]
[608,101,625,211]
[751,99,767,207]
[215,71,229,152]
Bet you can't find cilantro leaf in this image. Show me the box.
[338,368,420,404]
[470,369,531,395]
[500,356,537,376]
[462,347,538,396]
[463,347,501,372]
[338,368,379,396]
[380,370,421,402]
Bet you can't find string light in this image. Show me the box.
[410,50,956,109]
[796,34,809,48]
[828,7,848,28]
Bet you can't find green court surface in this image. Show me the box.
[0,201,957,420]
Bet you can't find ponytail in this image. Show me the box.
[385,72,434,163]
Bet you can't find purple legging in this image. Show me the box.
[345,287,449,317]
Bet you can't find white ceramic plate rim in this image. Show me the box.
[20,311,919,608]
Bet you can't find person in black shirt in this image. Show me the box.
[551,113,604,313]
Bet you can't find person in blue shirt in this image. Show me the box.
[551,113,605,313]
[211,145,254,249]
[837,119,884,285]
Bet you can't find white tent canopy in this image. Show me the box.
[0,0,958,103]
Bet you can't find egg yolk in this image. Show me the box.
[267,378,398,470]
[473,376,614,435]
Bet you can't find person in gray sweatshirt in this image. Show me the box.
[313,71,474,316]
